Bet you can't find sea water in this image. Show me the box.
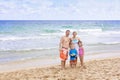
[0,20,120,64]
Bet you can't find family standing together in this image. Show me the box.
[59,30,86,69]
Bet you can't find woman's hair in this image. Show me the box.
[72,31,77,35]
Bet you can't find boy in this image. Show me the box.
[69,43,77,68]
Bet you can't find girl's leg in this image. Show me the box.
[74,59,77,67]
[79,55,84,66]
[80,55,86,69]
[81,56,83,66]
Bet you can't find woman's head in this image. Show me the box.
[72,31,77,37]
[78,41,83,47]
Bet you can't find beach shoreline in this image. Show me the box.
[0,57,120,80]
[0,51,120,73]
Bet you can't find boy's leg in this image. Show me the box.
[73,64,75,68]
[70,61,73,68]
[75,60,77,67]
[75,57,77,67]
[70,61,72,68]
[74,60,77,68]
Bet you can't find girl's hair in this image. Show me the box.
[78,40,83,46]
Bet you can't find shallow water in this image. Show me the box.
[0,20,120,63]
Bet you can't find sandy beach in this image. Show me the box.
[0,57,119,80]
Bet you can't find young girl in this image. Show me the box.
[78,41,86,69]
[69,43,77,68]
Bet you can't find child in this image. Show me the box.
[78,41,86,69]
[69,43,77,68]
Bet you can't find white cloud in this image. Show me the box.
[0,0,120,20]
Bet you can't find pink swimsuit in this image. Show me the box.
[79,47,84,56]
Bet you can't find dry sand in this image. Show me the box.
[0,58,120,80]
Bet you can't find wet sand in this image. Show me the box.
[0,57,120,80]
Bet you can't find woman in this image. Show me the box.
[70,31,80,65]
[71,31,86,68]
[71,31,80,54]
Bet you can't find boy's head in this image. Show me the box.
[70,43,75,49]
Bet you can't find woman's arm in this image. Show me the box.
[77,37,80,41]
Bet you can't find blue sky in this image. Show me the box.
[0,0,120,20]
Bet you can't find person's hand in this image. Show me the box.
[71,54,73,56]
[71,53,75,56]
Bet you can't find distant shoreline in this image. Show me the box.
[0,20,120,21]
[0,52,119,73]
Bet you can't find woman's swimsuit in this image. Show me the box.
[72,39,79,53]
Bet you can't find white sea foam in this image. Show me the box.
[60,29,77,32]
[0,36,57,41]
[0,47,57,52]
[79,28,102,32]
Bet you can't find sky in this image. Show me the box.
[0,0,120,20]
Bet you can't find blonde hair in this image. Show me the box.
[72,31,77,35]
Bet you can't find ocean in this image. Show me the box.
[0,20,120,64]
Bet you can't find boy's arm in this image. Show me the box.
[75,50,78,56]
